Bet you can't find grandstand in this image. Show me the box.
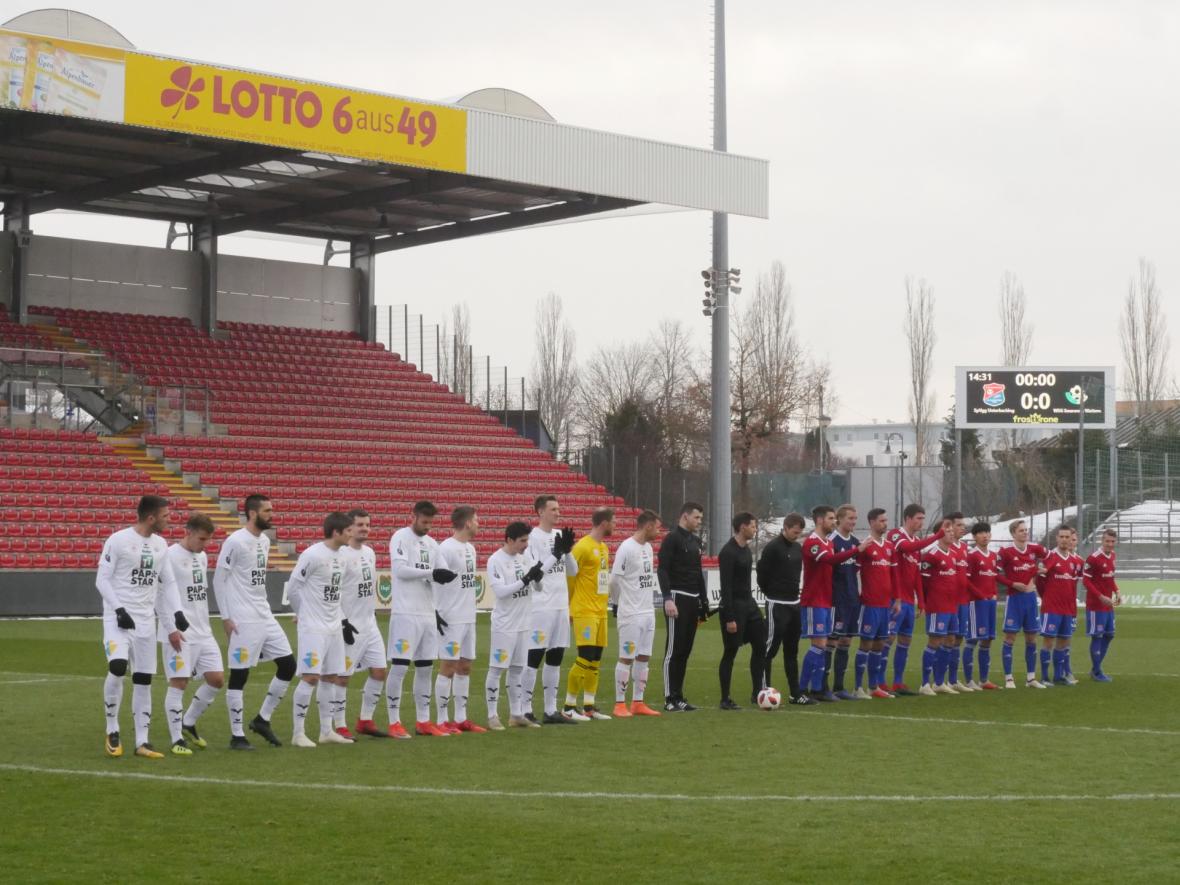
[3,305,637,571]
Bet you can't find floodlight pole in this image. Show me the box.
[708,0,732,554]
[1077,375,1088,544]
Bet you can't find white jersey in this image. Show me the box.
[389,525,439,616]
[435,537,478,625]
[285,541,346,632]
[528,526,578,611]
[487,548,537,633]
[212,528,271,625]
[157,543,212,640]
[95,526,178,621]
[340,544,378,626]
[610,537,656,620]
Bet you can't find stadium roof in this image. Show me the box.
[0,11,769,253]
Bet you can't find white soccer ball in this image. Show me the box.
[757,687,782,710]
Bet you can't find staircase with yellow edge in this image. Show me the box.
[33,317,296,569]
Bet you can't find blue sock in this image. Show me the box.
[1099,634,1114,670]
[1002,643,1014,677]
[1040,648,1051,682]
[979,648,991,682]
[1089,637,1102,673]
[822,646,834,690]
[810,647,827,692]
[866,652,880,689]
[947,646,959,684]
[1063,647,1072,676]
[1052,649,1065,682]
[834,647,850,691]
[855,650,868,689]
[894,644,910,685]
[879,644,891,685]
[1025,643,1037,677]
[963,642,976,683]
[934,646,949,685]
[922,646,936,685]
[801,648,815,691]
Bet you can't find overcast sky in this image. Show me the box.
[26,0,1180,424]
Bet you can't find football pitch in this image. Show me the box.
[2,611,1178,884]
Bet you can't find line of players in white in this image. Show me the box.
[97,494,661,757]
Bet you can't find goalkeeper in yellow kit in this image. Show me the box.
[564,507,616,720]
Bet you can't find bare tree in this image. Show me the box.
[648,318,702,469]
[446,303,472,399]
[531,293,579,457]
[575,341,653,445]
[904,276,937,466]
[998,272,1033,450]
[1120,258,1171,416]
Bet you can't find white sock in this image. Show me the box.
[486,668,503,718]
[616,662,631,703]
[132,682,152,747]
[258,676,290,721]
[386,664,408,724]
[453,674,470,723]
[435,674,452,725]
[226,688,245,736]
[183,682,218,727]
[165,686,185,743]
[361,676,382,720]
[103,672,123,734]
[633,661,649,702]
[292,680,315,738]
[508,665,524,718]
[521,665,538,712]
[332,682,347,728]
[542,663,561,715]
[317,682,334,736]
[413,666,433,722]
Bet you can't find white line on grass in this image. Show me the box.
[822,710,1180,737]
[1,763,1177,803]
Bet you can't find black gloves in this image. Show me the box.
[697,598,712,622]
[524,562,545,585]
[552,527,576,557]
[174,611,189,632]
[432,568,458,584]
[115,607,135,630]
[609,603,618,618]
[342,619,358,645]
[436,612,448,636]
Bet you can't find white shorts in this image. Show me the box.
[617,614,656,660]
[489,629,530,669]
[387,613,437,662]
[103,613,156,675]
[438,622,476,661]
[528,608,570,650]
[227,618,292,670]
[345,622,386,675]
[162,634,223,679]
[297,627,346,676]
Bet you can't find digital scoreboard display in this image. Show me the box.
[954,366,1116,429]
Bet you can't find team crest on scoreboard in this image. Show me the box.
[982,383,1006,407]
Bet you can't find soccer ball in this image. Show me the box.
[757,687,781,710]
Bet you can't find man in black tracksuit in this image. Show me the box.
[659,502,709,712]
[717,512,767,710]
[756,512,816,705]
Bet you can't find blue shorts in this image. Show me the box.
[803,606,832,639]
[955,604,972,637]
[889,602,916,638]
[925,612,952,637]
[1003,591,1039,634]
[1040,612,1076,638]
[831,599,861,638]
[968,599,997,641]
[1086,610,1115,637]
[858,606,891,641]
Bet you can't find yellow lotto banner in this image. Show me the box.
[0,27,467,173]
[123,53,467,172]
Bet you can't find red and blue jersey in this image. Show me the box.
[1083,550,1118,612]
[856,538,896,607]
[887,527,943,607]
[801,532,859,608]
[967,546,999,600]
[1040,549,1083,616]
[920,545,960,614]
[997,543,1046,592]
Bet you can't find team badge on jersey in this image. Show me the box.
[493,648,507,664]
[531,630,546,645]
[104,639,117,657]
[232,647,249,665]
[445,641,460,657]
[392,638,409,655]
[139,548,154,571]
[303,651,319,668]
[622,640,636,656]
[809,544,820,555]
[581,625,592,640]
[169,655,184,672]
[256,547,266,569]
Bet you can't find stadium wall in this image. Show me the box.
[22,234,360,333]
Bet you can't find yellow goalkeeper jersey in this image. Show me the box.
[568,535,610,618]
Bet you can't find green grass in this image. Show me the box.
[2,611,1179,883]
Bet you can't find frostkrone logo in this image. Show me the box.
[982,383,1006,407]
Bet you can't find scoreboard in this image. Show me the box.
[954,366,1116,429]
